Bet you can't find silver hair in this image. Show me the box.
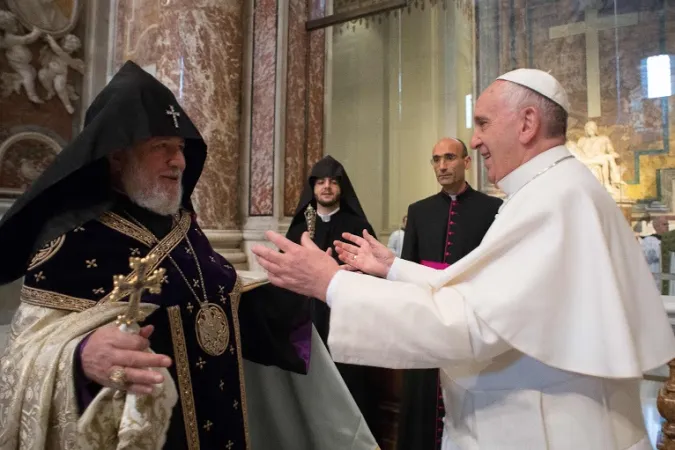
[500,82,568,138]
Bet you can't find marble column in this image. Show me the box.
[112,0,246,267]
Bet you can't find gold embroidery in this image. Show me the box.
[195,304,229,356]
[34,271,46,282]
[21,285,96,312]
[196,357,206,370]
[230,277,242,311]
[186,303,194,314]
[167,306,199,450]
[28,235,65,271]
[203,420,213,431]
[85,259,97,268]
[230,277,250,448]
[99,212,190,304]
[241,280,268,293]
[98,213,155,247]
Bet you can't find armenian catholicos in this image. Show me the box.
[253,68,675,450]
[0,61,377,450]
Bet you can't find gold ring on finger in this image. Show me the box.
[109,367,128,390]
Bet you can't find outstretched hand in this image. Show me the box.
[334,229,395,278]
[251,231,340,301]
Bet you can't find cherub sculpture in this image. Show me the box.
[0,10,42,103]
[38,33,84,114]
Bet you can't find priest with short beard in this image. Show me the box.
[0,61,378,450]
[285,155,380,434]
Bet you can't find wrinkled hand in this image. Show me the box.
[81,324,172,395]
[252,231,340,301]
[326,246,362,273]
[334,229,395,278]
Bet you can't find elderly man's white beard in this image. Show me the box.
[120,161,183,216]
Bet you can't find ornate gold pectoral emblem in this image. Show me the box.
[195,303,230,356]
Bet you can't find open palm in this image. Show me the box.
[334,230,395,278]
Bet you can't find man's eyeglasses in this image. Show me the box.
[431,153,464,166]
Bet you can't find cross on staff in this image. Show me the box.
[109,253,166,327]
[304,204,317,240]
[166,105,181,128]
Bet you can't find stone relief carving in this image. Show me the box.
[568,121,626,200]
[0,1,83,114]
[0,10,42,103]
[6,0,81,38]
[38,33,83,114]
[0,131,62,195]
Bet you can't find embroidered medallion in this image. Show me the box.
[195,303,230,356]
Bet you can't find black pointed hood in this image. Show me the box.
[0,60,207,284]
[288,155,367,230]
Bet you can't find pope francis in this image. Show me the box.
[252,69,675,449]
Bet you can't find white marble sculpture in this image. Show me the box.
[6,0,73,36]
[38,33,83,114]
[0,10,42,104]
[571,121,625,199]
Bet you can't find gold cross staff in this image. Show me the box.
[109,253,166,327]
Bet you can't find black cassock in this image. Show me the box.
[286,155,379,432]
[398,184,502,450]
[287,208,375,342]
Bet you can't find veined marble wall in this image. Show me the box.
[110,0,327,269]
[112,0,244,234]
[240,0,327,270]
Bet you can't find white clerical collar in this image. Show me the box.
[318,207,340,222]
[497,145,570,197]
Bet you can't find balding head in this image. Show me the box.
[500,82,568,139]
[431,137,470,193]
[654,216,669,235]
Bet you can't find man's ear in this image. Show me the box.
[518,106,539,145]
[108,149,126,173]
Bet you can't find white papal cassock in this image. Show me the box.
[326,145,675,450]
